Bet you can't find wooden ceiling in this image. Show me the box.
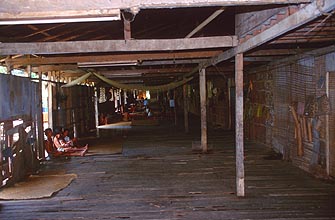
[0,0,334,85]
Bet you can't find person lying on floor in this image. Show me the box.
[44,128,88,157]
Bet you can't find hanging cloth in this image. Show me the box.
[62,71,193,92]
[61,72,92,88]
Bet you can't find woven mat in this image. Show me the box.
[0,174,77,200]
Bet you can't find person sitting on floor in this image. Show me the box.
[44,128,57,157]
[44,128,88,157]
[62,128,78,147]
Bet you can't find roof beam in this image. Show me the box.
[5,51,222,66]
[31,65,78,72]
[204,0,335,67]
[0,0,312,14]
[185,7,225,38]
[0,8,121,25]
[0,36,237,55]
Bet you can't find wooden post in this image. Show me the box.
[183,84,189,133]
[325,71,330,176]
[37,72,45,159]
[94,87,100,138]
[199,68,207,153]
[47,71,53,129]
[228,78,232,130]
[124,19,131,40]
[27,65,32,78]
[235,53,245,197]
[174,90,177,126]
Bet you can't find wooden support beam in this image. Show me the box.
[31,60,206,73]
[183,84,189,133]
[204,0,335,67]
[101,67,195,76]
[47,72,53,130]
[124,19,131,40]
[37,72,45,159]
[0,8,121,25]
[32,65,78,72]
[186,8,225,38]
[243,56,282,62]
[247,48,309,56]
[22,24,65,39]
[0,0,312,17]
[199,68,207,153]
[140,59,205,66]
[325,71,330,176]
[235,53,245,197]
[174,90,177,126]
[0,36,237,55]
[5,51,222,66]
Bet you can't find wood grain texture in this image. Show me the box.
[0,123,334,220]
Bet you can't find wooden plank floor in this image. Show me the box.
[0,124,334,220]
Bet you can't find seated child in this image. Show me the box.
[62,128,78,147]
[44,128,88,157]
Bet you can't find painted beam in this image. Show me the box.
[0,36,237,55]
[204,0,335,66]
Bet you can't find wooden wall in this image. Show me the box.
[0,74,42,186]
[52,83,95,137]
[182,76,231,129]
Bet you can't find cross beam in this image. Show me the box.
[5,51,222,66]
[203,0,335,67]
[1,0,312,13]
[0,36,237,55]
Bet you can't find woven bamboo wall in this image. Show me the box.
[247,54,334,176]
[328,73,335,176]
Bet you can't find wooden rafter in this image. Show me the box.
[0,36,237,55]
[21,24,65,39]
[38,23,98,42]
[203,0,335,67]
[0,0,312,13]
[6,50,222,65]
[185,7,225,38]
[27,25,51,37]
